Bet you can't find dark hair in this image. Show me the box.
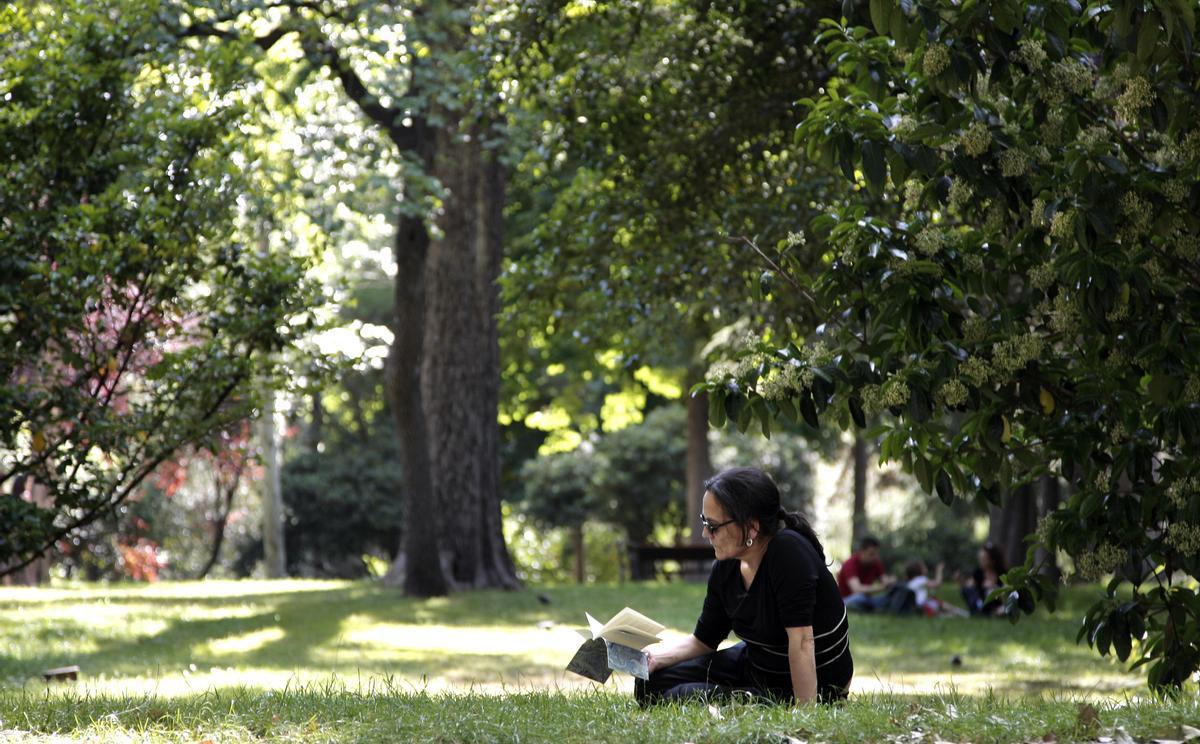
[702,467,825,560]
[904,559,926,580]
[859,535,881,551]
[981,541,1008,573]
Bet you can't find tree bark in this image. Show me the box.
[685,371,713,544]
[988,484,1039,571]
[421,116,519,590]
[1034,475,1061,581]
[383,115,450,596]
[571,525,585,584]
[851,434,868,548]
[259,391,286,578]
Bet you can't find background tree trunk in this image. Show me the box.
[685,369,713,544]
[259,391,286,579]
[851,434,869,548]
[1034,475,1061,581]
[571,525,585,584]
[988,484,1038,571]
[383,116,451,595]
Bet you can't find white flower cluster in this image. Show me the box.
[1104,347,1127,372]
[1049,291,1081,335]
[1051,58,1092,97]
[892,116,920,143]
[1173,231,1199,261]
[948,178,974,210]
[962,316,988,344]
[1075,542,1124,581]
[1162,179,1189,204]
[1116,76,1154,123]
[960,121,991,157]
[1013,38,1047,70]
[1165,523,1200,556]
[1049,209,1075,243]
[1077,125,1109,149]
[914,226,950,256]
[758,361,815,401]
[1119,192,1151,239]
[904,179,924,209]
[1039,110,1065,146]
[1167,476,1198,509]
[861,378,911,415]
[923,45,950,76]
[959,356,992,387]
[936,378,969,408]
[706,360,738,383]
[963,254,985,273]
[1029,263,1055,291]
[1030,198,1049,227]
[999,149,1029,178]
[1185,374,1200,403]
[991,332,1044,377]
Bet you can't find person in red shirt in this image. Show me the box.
[836,536,895,612]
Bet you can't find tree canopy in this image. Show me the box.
[704,0,1200,692]
[0,0,320,571]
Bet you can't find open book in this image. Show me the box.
[565,607,665,683]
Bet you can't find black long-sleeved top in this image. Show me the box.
[693,529,853,701]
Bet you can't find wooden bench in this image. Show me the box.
[629,543,714,580]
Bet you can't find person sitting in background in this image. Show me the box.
[836,536,895,612]
[959,542,1008,617]
[904,560,968,617]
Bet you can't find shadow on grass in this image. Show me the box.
[0,581,1144,697]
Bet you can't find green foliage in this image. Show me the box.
[282,446,403,579]
[592,407,688,545]
[705,0,1200,692]
[518,448,597,530]
[0,0,320,568]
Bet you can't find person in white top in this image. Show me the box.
[904,560,969,617]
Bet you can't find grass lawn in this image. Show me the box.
[0,579,1196,742]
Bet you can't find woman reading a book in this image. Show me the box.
[636,467,852,705]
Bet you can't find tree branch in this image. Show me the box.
[314,37,417,150]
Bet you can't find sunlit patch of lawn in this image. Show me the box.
[0,579,1153,701]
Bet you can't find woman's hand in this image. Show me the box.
[642,636,712,676]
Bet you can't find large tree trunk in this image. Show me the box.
[421,117,519,590]
[383,116,450,596]
[851,434,869,548]
[685,370,713,544]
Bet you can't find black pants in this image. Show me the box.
[634,643,790,706]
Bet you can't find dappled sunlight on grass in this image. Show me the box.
[0,579,1153,702]
[204,628,287,655]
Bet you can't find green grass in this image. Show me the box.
[0,579,1195,742]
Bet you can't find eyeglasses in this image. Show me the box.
[700,514,737,535]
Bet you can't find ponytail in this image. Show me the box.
[779,508,825,561]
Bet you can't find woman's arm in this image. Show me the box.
[644,634,714,675]
[785,625,818,703]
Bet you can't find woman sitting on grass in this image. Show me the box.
[637,467,852,705]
